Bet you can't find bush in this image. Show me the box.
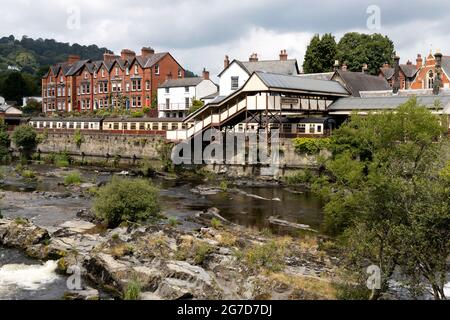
[64,171,82,185]
[283,170,314,185]
[20,169,36,179]
[131,111,144,118]
[73,129,85,148]
[211,218,222,229]
[93,177,161,228]
[293,137,331,155]
[0,130,11,162]
[12,125,38,158]
[237,239,290,272]
[55,152,71,167]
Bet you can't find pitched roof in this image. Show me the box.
[66,60,91,76]
[159,77,204,88]
[380,64,419,80]
[218,59,300,77]
[144,52,168,68]
[441,56,450,77]
[297,72,335,81]
[329,95,450,111]
[255,71,349,95]
[334,70,391,97]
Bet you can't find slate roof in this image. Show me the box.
[334,70,391,97]
[219,59,300,77]
[297,72,335,81]
[202,92,219,100]
[159,77,204,88]
[380,64,419,80]
[255,72,349,95]
[329,95,450,110]
[442,56,450,77]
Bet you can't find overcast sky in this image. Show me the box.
[2,0,449,78]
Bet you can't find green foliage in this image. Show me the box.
[20,169,36,179]
[0,124,11,162]
[64,171,82,185]
[167,217,179,227]
[316,97,450,299]
[303,33,337,73]
[93,177,161,228]
[142,107,151,114]
[283,170,314,185]
[72,129,84,148]
[22,98,42,115]
[131,111,144,118]
[54,152,71,167]
[187,99,204,115]
[237,240,288,272]
[12,124,37,158]
[211,218,222,229]
[193,242,214,265]
[293,137,331,154]
[123,278,141,300]
[336,32,394,75]
[37,128,48,144]
[219,180,228,191]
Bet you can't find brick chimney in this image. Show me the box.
[224,55,230,69]
[362,63,369,74]
[202,68,210,80]
[279,49,288,61]
[103,52,116,63]
[121,49,136,60]
[141,47,155,58]
[433,51,443,95]
[333,60,340,71]
[382,63,390,68]
[393,55,401,94]
[67,55,80,64]
[406,60,413,66]
[416,54,423,69]
[249,53,258,62]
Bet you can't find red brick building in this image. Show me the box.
[410,52,450,90]
[42,47,185,116]
[379,57,419,90]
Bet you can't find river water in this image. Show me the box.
[0,163,325,300]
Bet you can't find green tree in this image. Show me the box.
[0,119,11,161]
[303,33,337,73]
[315,98,450,300]
[336,32,394,75]
[187,98,204,115]
[93,177,161,228]
[22,98,42,115]
[12,125,38,159]
[1,72,31,104]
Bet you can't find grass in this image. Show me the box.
[269,273,337,300]
[211,218,222,229]
[216,231,237,247]
[109,243,134,259]
[64,171,82,185]
[236,238,291,272]
[176,239,214,265]
[14,217,28,225]
[193,242,214,265]
[20,169,36,179]
[167,217,179,227]
[123,278,142,300]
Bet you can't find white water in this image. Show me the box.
[0,260,61,295]
[444,283,449,299]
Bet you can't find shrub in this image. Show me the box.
[219,180,228,191]
[293,137,331,155]
[123,278,141,300]
[13,125,38,158]
[167,217,179,227]
[237,239,289,272]
[93,177,161,228]
[20,169,36,179]
[211,218,222,229]
[0,130,11,162]
[64,171,82,185]
[283,170,314,185]
[131,111,144,118]
[193,242,214,265]
[55,152,71,167]
[73,129,85,148]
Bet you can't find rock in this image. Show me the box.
[156,278,195,300]
[132,266,162,292]
[76,209,97,222]
[165,260,212,285]
[140,292,163,300]
[80,183,96,189]
[268,216,318,233]
[190,185,222,195]
[64,287,99,300]
[0,218,50,248]
[58,220,97,234]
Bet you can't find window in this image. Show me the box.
[113,123,119,130]
[165,87,169,94]
[298,124,306,133]
[126,67,129,76]
[123,123,128,130]
[101,69,105,77]
[146,80,150,91]
[139,123,145,130]
[84,72,88,79]
[115,67,119,76]
[134,65,138,75]
[165,98,170,109]
[60,76,63,83]
[130,123,137,130]
[309,124,315,134]
[178,69,182,78]
[126,82,130,92]
[155,64,159,75]
[317,125,322,133]
[427,70,434,89]
[185,86,189,93]
[185,97,190,108]
[231,76,239,90]
[94,71,97,79]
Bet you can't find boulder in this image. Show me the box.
[0,218,49,248]
[58,220,97,234]
[64,287,100,300]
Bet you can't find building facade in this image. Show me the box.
[157,69,218,119]
[410,52,450,89]
[379,57,419,90]
[218,50,300,97]
[41,48,185,116]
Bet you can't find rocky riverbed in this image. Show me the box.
[0,208,339,300]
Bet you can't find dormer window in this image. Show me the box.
[134,65,138,75]
[155,64,159,75]
[60,76,63,83]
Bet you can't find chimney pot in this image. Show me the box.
[103,52,116,63]
[416,54,423,69]
[249,53,258,62]
[341,63,348,72]
[120,49,136,60]
[279,49,288,61]
[224,55,230,69]
[67,55,80,64]
[202,68,210,80]
[141,47,154,57]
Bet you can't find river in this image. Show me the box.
[0,163,325,300]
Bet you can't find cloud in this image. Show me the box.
[0,0,449,76]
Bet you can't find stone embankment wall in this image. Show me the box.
[36,133,322,176]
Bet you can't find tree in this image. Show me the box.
[0,119,11,162]
[93,177,161,228]
[187,98,204,115]
[303,34,337,73]
[22,98,42,115]
[12,125,38,159]
[336,32,394,75]
[315,98,450,300]
[0,72,31,104]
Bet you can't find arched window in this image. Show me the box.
[427,70,434,89]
